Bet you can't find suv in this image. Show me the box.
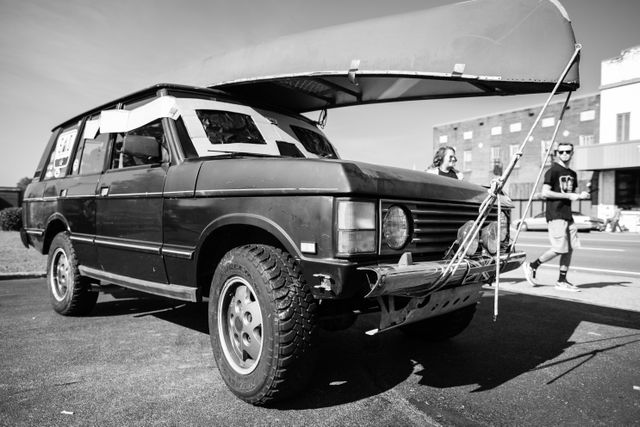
[22,84,525,404]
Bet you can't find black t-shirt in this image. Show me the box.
[544,162,577,222]
[438,169,459,179]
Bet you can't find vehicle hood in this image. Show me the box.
[195,157,499,205]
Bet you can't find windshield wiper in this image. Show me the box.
[206,149,276,157]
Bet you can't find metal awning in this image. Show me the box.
[574,140,640,170]
[172,0,580,112]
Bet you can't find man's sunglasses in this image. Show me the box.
[557,150,573,155]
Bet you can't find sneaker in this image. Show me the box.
[555,280,581,292]
[522,263,538,286]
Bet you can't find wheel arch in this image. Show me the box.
[42,214,70,255]
[195,214,300,297]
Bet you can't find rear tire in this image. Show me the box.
[400,304,477,341]
[47,232,98,316]
[208,244,317,405]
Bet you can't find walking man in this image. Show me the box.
[522,142,590,291]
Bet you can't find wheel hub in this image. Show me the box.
[50,248,70,301]
[218,276,263,374]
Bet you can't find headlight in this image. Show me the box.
[457,220,479,256]
[382,205,411,250]
[336,201,376,255]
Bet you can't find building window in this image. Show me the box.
[541,140,553,166]
[509,122,522,133]
[490,146,501,161]
[491,126,502,136]
[439,134,448,144]
[463,150,472,172]
[509,144,520,169]
[463,130,473,140]
[616,112,630,142]
[580,110,595,121]
[541,117,555,128]
[579,134,595,146]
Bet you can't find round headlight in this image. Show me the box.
[382,205,411,249]
[457,220,479,256]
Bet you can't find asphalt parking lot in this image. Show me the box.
[2,276,639,426]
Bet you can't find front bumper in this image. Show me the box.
[359,251,526,298]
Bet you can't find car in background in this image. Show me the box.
[515,211,604,232]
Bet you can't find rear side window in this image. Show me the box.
[196,110,266,145]
[290,126,337,158]
[76,133,110,175]
[44,124,79,179]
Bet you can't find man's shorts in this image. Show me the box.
[547,219,580,253]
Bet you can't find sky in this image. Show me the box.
[0,0,639,186]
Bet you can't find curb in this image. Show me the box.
[0,272,46,281]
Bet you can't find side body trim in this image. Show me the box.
[79,266,199,302]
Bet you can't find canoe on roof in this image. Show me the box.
[173,0,579,112]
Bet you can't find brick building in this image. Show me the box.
[432,94,599,200]
[433,45,640,231]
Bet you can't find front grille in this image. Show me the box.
[381,200,501,258]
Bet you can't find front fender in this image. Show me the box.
[196,213,301,259]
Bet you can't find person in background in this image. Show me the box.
[426,146,463,180]
[604,206,623,232]
[522,142,590,292]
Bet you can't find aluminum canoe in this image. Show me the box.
[173,0,580,112]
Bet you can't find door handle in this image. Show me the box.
[59,189,68,197]
[99,186,109,196]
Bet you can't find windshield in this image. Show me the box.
[290,125,338,158]
[122,96,340,160]
[196,110,266,146]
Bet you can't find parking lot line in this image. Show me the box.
[517,243,624,252]
[539,264,640,276]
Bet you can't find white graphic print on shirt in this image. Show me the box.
[559,175,574,193]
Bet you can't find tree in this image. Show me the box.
[16,176,31,191]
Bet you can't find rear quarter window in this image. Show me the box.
[44,124,79,179]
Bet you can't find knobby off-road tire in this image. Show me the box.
[209,244,317,405]
[47,232,98,316]
[400,303,477,341]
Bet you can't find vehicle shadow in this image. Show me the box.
[278,292,640,410]
[89,286,640,410]
[91,287,209,334]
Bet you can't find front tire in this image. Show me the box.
[47,232,98,316]
[400,304,477,341]
[208,245,317,405]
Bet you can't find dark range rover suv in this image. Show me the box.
[22,84,525,404]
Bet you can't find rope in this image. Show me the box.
[494,193,501,321]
